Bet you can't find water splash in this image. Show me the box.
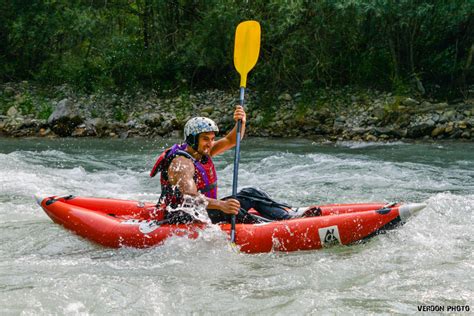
[166,193,212,224]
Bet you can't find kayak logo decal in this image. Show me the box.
[139,221,161,234]
[318,225,341,246]
[121,219,161,234]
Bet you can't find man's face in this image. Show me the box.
[197,132,215,155]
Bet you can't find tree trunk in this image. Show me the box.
[389,36,399,80]
[142,0,151,49]
[409,21,418,75]
[461,43,474,91]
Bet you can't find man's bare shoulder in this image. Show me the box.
[169,156,194,173]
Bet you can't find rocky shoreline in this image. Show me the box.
[1,82,473,142]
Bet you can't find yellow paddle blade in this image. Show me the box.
[234,20,261,88]
[229,241,240,252]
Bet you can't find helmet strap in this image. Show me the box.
[185,134,199,151]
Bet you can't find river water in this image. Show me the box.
[0,137,472,315]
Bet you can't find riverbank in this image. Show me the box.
[1,82,473,141]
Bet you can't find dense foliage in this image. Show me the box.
[1,0,472,98]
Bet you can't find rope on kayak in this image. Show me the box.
[45,195,75,206]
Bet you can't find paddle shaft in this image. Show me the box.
[230,87,245,242]
[231,20,260,244]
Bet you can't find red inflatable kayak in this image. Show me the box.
[35,195,425,253]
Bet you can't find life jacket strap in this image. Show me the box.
[200,182,217,194]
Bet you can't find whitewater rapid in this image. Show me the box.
[0,138,472,314]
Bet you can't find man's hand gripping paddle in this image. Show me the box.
[231,21,261,244]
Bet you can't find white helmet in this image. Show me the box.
[184,117,219,150]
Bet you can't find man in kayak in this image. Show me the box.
[150,106,317,223]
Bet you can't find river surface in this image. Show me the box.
[0,137,473,315]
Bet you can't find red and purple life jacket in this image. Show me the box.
[150,143,217,208]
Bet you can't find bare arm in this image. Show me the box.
[211,105,246,157]
[168,156,197,196]
[168,157,239,214]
